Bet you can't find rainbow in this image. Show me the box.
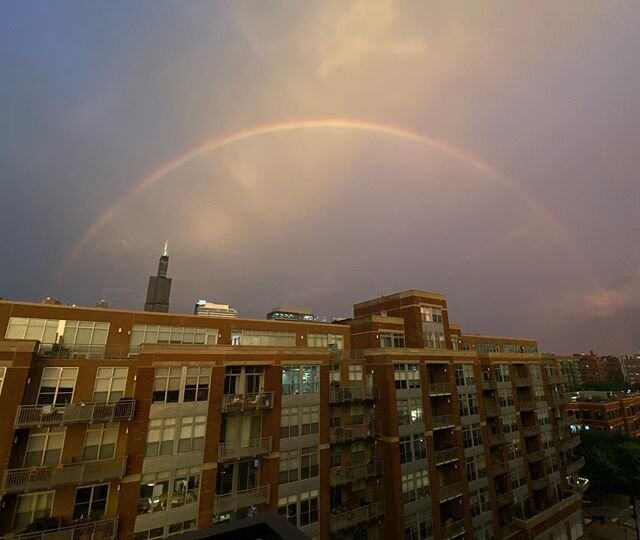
[60,118,596,288]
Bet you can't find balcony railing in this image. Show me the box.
[215,484,271,514]
[432,415,455,430]
[522,425,541,437]
[519,401,535,412]
[489,432,505,446]
[218,437,272,461]
[531,476,549,490]
[565,456,585,475]
[429,383,452,396]
[514,377,531,388]
[435,448,458,466]
[492,462,508,476]
[221,392,274,412]
[441,519,466,539]
[2,457,127,494]
[546,374,567,385]
[4,517,119,540]
[485,405,500,418]
[439,482,463,502]
[527,449,546,463]
[330,460,384,487]
[559,436,581,452]
[496,492,514,507]
[36,343,132,360]
[330,500,385,533]
[330,422,381,444]
[481,379,497,391]
[15,400,135,428]
[329,386,380,403]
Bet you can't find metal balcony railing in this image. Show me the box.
[492,463,508,476]
[330,460,384,487]
[559,436,581,452]
[432,415,455,430]
[481,380,497,391]
[531,476,549,490]
[484,405,500,418]
[221,392,274,412]
[15,400,135,428]
[218,437,272,461]
[519,401,535,412]
[330,500,385,533]
[565,456,585,475]
[522,425,541,437]
[215,484,270,514]
[489,432,505,446]
[514,377,531,388]
[37,344,132,360]
[1,457,127,494]
[439,482,463,502]
[4,517,119,540]
[527,449,546,463]
[435,448,458,465]
[441,519,466,539]
[329,386,379,403]
[546,374,567,385]
[429,383,452,396]
[496,492,514,507]
[330,422,381,444]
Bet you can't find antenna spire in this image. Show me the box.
[162,241,168,257]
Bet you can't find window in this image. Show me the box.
[307,333,344,349]
[177,416,207,453]
[507,441,522,460]
[510,465,526,488]
[498,389,514,407]
[330,364,341,386]
[280,407,300,438]
[420,306,443,323]
[400,436,412,464]
[25,428,65,467]
[458,393,479,416]
[73,484,108,520]
[397,398,423,425]
[282,365,319,394]
[138,471,170,514]
[167,520,197,537]
[350,404,365,425]
[380,332,406,348]
[279,450,299,484]
[279,448,318,483]
[14,491,54,532]
[171,467,200,507]
[455,364,475,386]
[134,528,165,540]
[6,317,59,342]
[348,365,363,384]
[93,367,128,402]
[477,343,500,353]
[400,434,426,463]
[404,511,433,540]
[37,367,78,405]
[494,364,511,382]
[466,455,487,481]
[129,324,217,353]
[395,363,421,389]
[469,486,490,517]
[350,441,366,464]
[146,418,176,457]
[83,424,117,460]
[535,408,550,426]
[423,331,446,349]
[503,344,523,354]
[153,366,211,404]
[401,470,430,503]
[300,406,319,435]
[278,490,318,528]
[300,447,319,479]
[232,329,296,346]
[463,426,483,449]
[502,414,518,433]
[533,385,546,402]
[529,365,542,380]
[59,321,109,355]
[0,366,6,396]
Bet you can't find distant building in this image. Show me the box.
[565,391,640,437]
[620,354,640,386]
[267,305,315,322]
[558,356,583,391]
[41,296,62,305]
[144,241,172,312]
[95,298,109,309]
[575,351,624,386]
[194,299,238,318]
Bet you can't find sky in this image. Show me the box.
[1,1,640,354]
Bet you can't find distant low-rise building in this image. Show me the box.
[558,357,582,392]
[620,354,640,386]
[575,352,624,386]
[194,299,238,318]
[266,305,315,322]
[565,391,640,437]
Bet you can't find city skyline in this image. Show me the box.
[2,1,640,354]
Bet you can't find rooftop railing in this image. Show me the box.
[15,400,135,428]
[2,457,127,494]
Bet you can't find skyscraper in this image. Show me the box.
[144,241,172,312]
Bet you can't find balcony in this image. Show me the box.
[435,448,459,466]
[531,476,549,490]
[14,400,136,428]
[514,377,531,388]
[492,463,508,476]
[551,394,569,406]
[527,449,546,463]
[485,405,500,418]
[2,457,127,494]
[432,415,455,430]
[496,492,514,508]
[565,456,585,475]
[330,386,379,403]
[330,422,381,444]
[441,519,466,539]
[429,383,452,396]
[559,436,581,452]
[519,401,535,412]
[489,432,505,446]
[215,484,271,514]
[522,425,541,438]
[218,437,272,461]
[330,460,384,487]
[439,482,463,502]
[221,392,274,412]
[5,517,119,540]
[330,500,385,533]
[546,374,567,385]
[482,379,497,391]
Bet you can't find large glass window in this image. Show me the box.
[37,367,78,405]
[83,424,117,460]
[282,365,319,394]
[6,317,59,342]
[232,329,296,347]
[278,490,318,528]
[224,366,263,395]
[400,434,426,463]
[25,428,65,467]
[146,418,177,457]
[401,470,430,503]
[455,364,475,386]
[466,455,487,481]
[420,307,443,323]
[171,467,200,508]
[470,486,490,517]
[462,426,483,449]
[380,332,406,348]
[494,364,511,382]
[477,343,500,353]
[423,331,446,349]
[397,398,424,425]
[93,367,128,402]
[73,484,108,520]
[177,416,207,453]
[129,325,217,354]
[152,366,210,403]
[14,491,54,532]
[394,364,421,390]
[458,393,479,416]
[307,333,344,349]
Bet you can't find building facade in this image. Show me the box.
[0,289,585,540]
[620,355,640,387]
[565,392,640,437]
[574,353,624,387]
[557,358,582,393]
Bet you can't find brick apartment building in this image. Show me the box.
[620,355,640,387]
[565,392,640,438]
[573,353,624,386]
[0,290,585,540]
